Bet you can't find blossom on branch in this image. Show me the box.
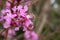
[0,0,38,40]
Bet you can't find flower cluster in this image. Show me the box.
[0,0,38,40]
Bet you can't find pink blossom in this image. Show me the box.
[26,15,33,19]
[1,9,6,15]
[14,0,17,5]
[23,20,34,31]
[19,9,27,17]
[17,5,23,11]
[31,31,38,40]
[3,22,10,28]
[2,9,17,28]
[6,1,11,8]
[0,16,4,21]
[24,31,38,40]
[24,5,28,12]
[3,14,11,28]
[24,30,31,39]
[0,1,38,39]
[14,27,20,31]
[8,29,16,36]
[12,6,17,13]
[5,9,11,13]
[23,26,27,31]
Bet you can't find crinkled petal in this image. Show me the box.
[24,5,28,11]
[14,27,19,31]
[8,29,16,35]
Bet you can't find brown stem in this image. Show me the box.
[0,29,5,35]
[36,0,51,34]
[4,29,8,40]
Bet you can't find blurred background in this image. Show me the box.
[0,0,60,40]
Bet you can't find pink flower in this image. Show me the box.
[3,22,10,28]
[20,9,27,17]
[2,9,17,28]
[18,5,28,17]
[23,20,34,31]
[24,30,31,39]
[23,26,27,31]
[17,5,23,11]
[31,31,38,40]
[11,14,17,18]
[0,1,38,39]
[12,6,17,13]
[26,15,33,19]
[14,0,17,5]
[5,9,11,13]
[8,29,16,36]
[6,1,11,8]
[14,27,20,31]
[24,5,28,12]
[3,14,11,28]
[24,31,38,40]
[1,9,6,15]
[0,16,4,21]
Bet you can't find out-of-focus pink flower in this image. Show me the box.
[0,0,2,2]
[26,15,33,19]
[0,16,4,21]
[1,9,6,15]
[11,14,17,18]
[24,31,38,40]
[12,6,17,13]
[3,22,10,28]
[6,1,11,8]
[23,20,34,31]
[24,5,28,12]
[5,9,11,13]
[14,27,20,31]
[2,9,17,28]
[0,0,38,39]
[23,26,27,31]
[17,5,23,11]
[3,14,11,28]
[8,29,16,36]
[31,31,38,40]
[24,30,31,39]
[19,9,27,17]
[14,0,17,5]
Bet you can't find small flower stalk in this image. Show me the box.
[0,0,38,40]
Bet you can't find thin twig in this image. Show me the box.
[4,29,8,40]
[35,0,51,35]
[0,29,5,35]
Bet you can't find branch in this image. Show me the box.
[12,34,24,40]
[35,0,51,35]
[0,29,5,35]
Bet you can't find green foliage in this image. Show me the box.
[56,0,60,5]
[0,36,3,40]
[16,27,24,36]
